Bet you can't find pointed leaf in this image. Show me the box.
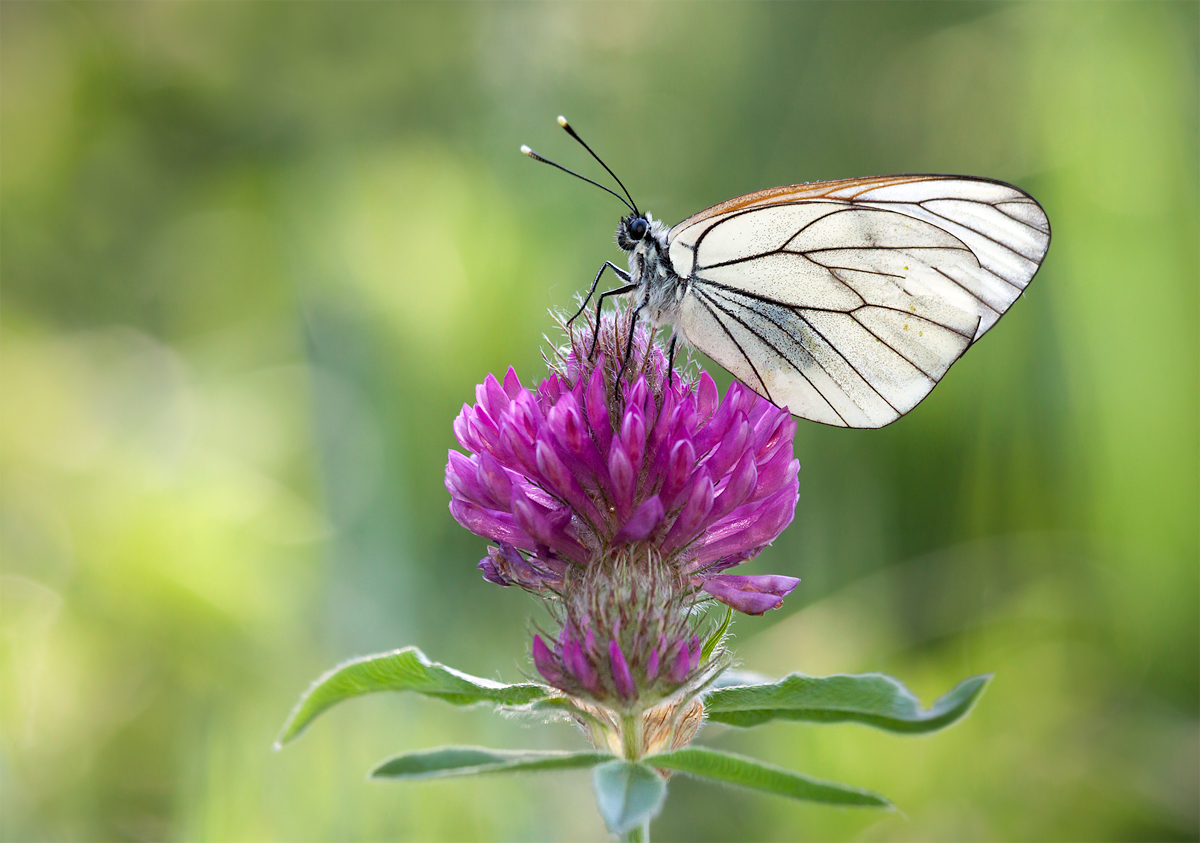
[648,747,892,809]
[370,746,612,779]
[592,760,667,836]
[277,647,552,746]
[703,672,990,733]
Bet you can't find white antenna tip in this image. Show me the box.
[520,145,533,155]
[557,115,569,128]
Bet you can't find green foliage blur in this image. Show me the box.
[2,3,1196,841]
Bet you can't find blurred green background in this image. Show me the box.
[2,2,1196,841]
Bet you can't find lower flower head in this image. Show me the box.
[531,549,703,706]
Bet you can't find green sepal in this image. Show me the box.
[648,746,893,809]
[276,646,552,747]
[591,760,667,836]
[369,746,612,779]
[709,668,771,689]
[701,606,734,662]
[703,671,990,733]
[529,696,613,730]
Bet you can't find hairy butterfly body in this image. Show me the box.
[524,119,1050,428]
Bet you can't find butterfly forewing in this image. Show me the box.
[668,175,1049,428]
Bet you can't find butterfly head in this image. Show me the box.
[616,213,650,251]
[617,212,669,254]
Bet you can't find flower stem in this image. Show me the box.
[621,820,649,843]
[620,712,642,760]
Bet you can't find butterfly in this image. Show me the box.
[523,117,1050,428]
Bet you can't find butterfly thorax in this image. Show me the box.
[618,212,685,328]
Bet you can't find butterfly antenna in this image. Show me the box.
[520,145,635,213]
[557,116,640,216]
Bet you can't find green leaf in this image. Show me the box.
[591,760,667,836]
[370,746,612,779]
[703,671,990,733]
[276,647,552,746]
[701,606,733,662]
[648,746,892,809]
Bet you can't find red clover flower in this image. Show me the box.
[445,314,800,714]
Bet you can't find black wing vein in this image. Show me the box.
[931,266,1002,319]
[993,202,1051,233]
[691,290,775,406]
[847,312,943,382]
[702,285,899,419]
[690,201,850,258]
[691,274,865,311]
[694,287,849,425]
[916,201,1043,265]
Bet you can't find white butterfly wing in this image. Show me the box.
[667,175,1050,428]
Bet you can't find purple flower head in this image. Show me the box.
[447,312,801,706]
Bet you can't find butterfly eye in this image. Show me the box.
[630,218,649,239]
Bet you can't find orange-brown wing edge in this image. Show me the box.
[668,174,952,239]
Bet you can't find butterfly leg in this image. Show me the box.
[568,262,631,326]
[666,333,678,386]
[616,291,651,384]
[588,282,638,358]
